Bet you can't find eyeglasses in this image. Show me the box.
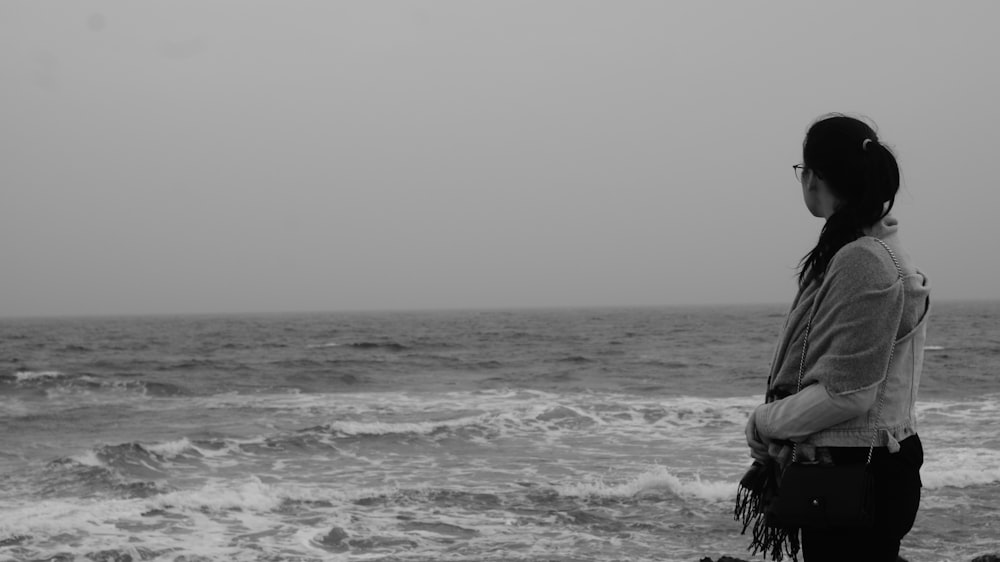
[792,164,806,182]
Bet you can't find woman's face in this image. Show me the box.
[800,167,822,217]
[800,168,840,219]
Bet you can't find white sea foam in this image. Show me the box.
[202,438,265,460]
[13,370,66,382]
[555,466,735,503]
[918,396,1000,416]
[0,495,262,561]
[306,342,340,348]
[70,450,105,467]
[192,388,758,418]
[916,397,1000,445]
[148,477,288,512]
[145,437,195,458]
[318,391,760,433]
[923,466,1000,489]
[921,447,1000,489]
[326,414,488,436]
[145,476,418,513]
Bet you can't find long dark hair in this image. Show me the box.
[798,114,901,285]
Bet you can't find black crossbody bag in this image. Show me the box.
[762,313,886,530]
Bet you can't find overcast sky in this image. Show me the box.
[3,1,998,317]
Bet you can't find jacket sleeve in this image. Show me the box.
[802,242,904,395]
[754,382,878,442]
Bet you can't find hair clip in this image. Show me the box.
[862,138,874,150]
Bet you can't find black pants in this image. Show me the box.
[801,434,924,562]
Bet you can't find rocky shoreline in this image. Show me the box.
[698,553,1000,562]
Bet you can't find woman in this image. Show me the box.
[740,114,931,561]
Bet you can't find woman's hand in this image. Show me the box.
[745,406,770,463]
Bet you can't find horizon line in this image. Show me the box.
[1,296,995,321]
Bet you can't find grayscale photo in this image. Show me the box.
[2,2,999,561]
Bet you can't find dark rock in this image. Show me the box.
[318,526,349,552]
[698,553,1000,562]
[86,550,133,562]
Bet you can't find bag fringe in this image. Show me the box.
[734,463,800,562]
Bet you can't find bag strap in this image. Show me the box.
[793,237,904,465]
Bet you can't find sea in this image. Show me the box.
[1,301,998,562]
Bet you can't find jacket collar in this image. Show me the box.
[863,214,899,239]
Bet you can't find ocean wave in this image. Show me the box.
[206,389,759,426]
[142,475,725,517]
[9,370,68,382]
[265,357,333,369]
[84,379,191,397]
[349,341,409,351]
[147,477,290,512]
[216,341,288,350]
[44,442,214,494]
[94,443,169,477]
[155,436,271,461]
[645,359,692,369]
[0,370,103,397]
[54,409,600,465]
[69,450,105,468]
[41,456,167,500]
[306,414,490,437]
[0,475,622,562]
[556,355,593,364]
[152,359,242,372]
[301,402,650,441]
[923,466,1000,489]
[553,466,735,503]
[143,478,495,516]
[1,370,189,398]
[137,381,190,397]
[921,447,1000,489]
[184,391,762,450]
[144,438,197,459]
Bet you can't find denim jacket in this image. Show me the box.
[754,216,931,454]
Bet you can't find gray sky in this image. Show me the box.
[3,1,999,317]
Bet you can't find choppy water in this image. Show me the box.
[2,303,998,561]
